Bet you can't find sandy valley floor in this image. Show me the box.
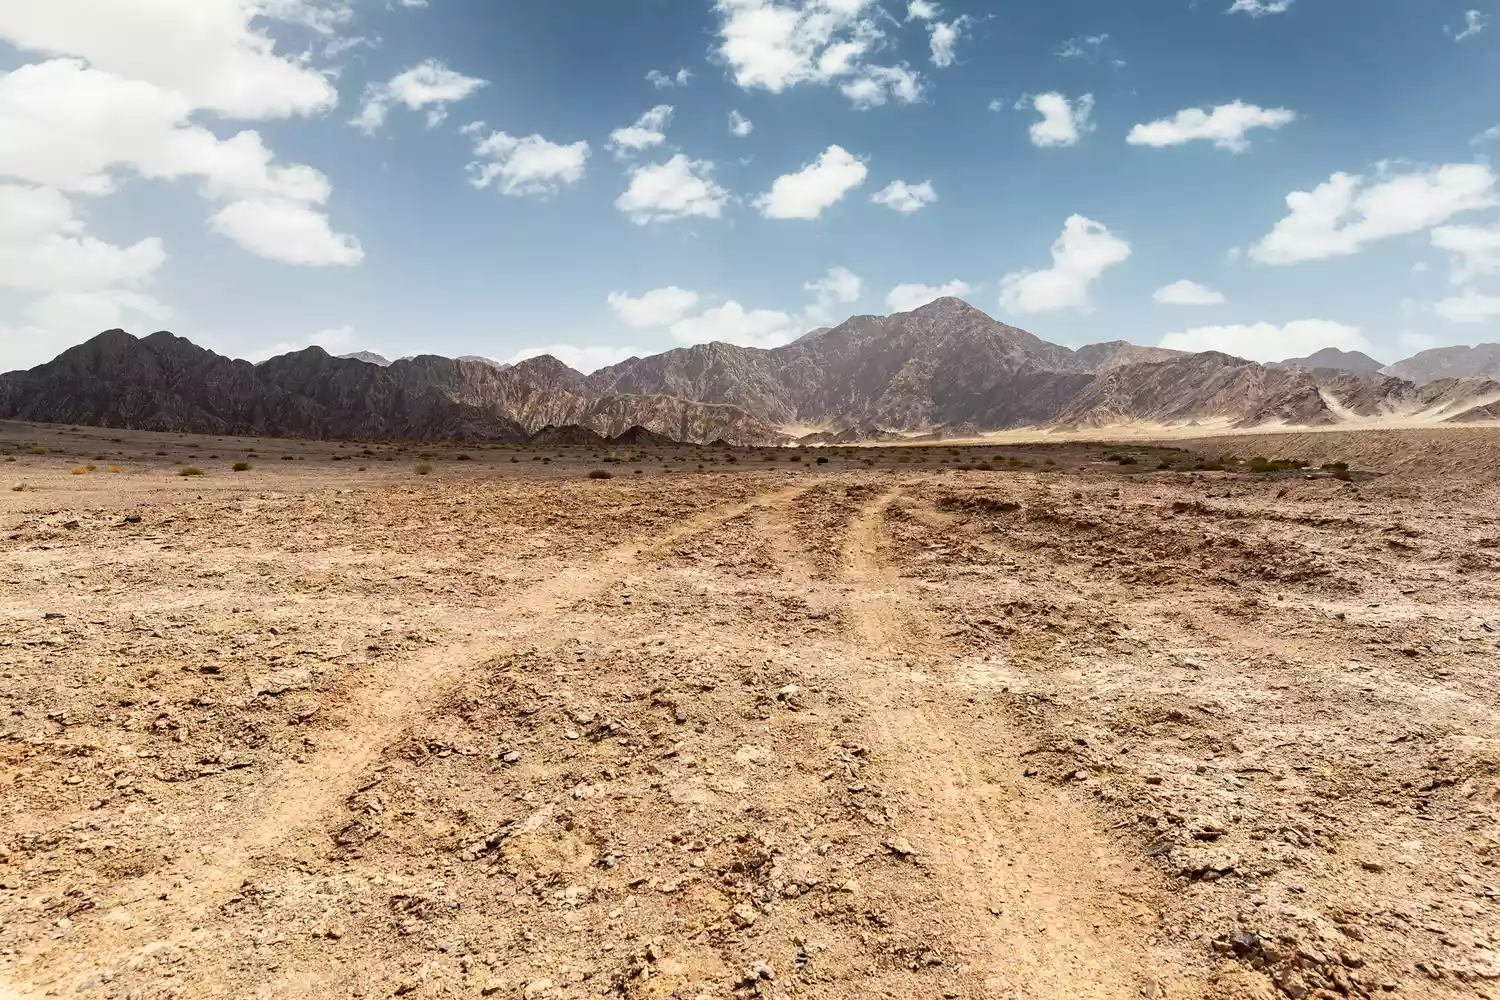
[3,423,1500,999]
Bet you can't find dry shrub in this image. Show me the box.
[108,466,123,474]
[232,461,251,472]
[179,467,205,477]
[588,469,614,479]
[70,467,88,475]
[415,464,433,476]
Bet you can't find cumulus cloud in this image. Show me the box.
[1432,221,1500,285]
[670,301,801,349]
[1153,279,1226,306]
[804,265,862,322]
[465,127,590,198]
[754,145,867,220]
[870,179,936,214]
[886,279,972,313]
[646,68,693,89]
[210,198,364,266]
[0,59,361,268]
[927,17,971,68]
[615,155,730,224]
[607,105,674,159]
[999,215,1130,314]
[729,110,754,137]
[1024,93,1094,148]
[509,343,641,373]
[1159,320,1370,361]
[906,1,938,19]
[713,0,925,109]
[353,59,487,133]
[607,286,701,327]
[1127,101,1296,153]
[1250,163,1497,265]
[1227,0,1293,16]
[1434,289,1500,323]
[0,0,339,119]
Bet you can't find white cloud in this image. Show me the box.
[1250,163,1498,265]
[1455,9,1488,41]
[1227,0,1293,16]
[1431,221,1500,285]
[999,215,1130,314]
[906,1,939,19]
[1025,92,1094,148]
[804,266,862,321]
[729,110,754,138]
[0,59,359,266]
[669,301,800,349]
[1126,101,1296,153]
[243,325,357,364]
[1152,279,1226,306]
[210,198,364,265]
[713,0,924,108]
[466,129,590,198]
[607,105,674,159]
[23,289,172,335]
[606,286,701,327]
[0,184,167,292]
[928,17,971,68]
[754,145,867,220]
[886,279,972,313]
[615,154,730,224]
[1474,124,1500,146]
[1434,289,1500,323]
[1057,33,1108,60]
[646,68,693,89]
[353,59,486,133]
[1159,320,1368,361]
[870,179,936,214]
[397,0,429,7]
[509,343,639,374]
[0,0,339,120]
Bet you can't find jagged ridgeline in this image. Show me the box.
[3,299,1499,444]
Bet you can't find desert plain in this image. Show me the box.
[3,420,1500,999]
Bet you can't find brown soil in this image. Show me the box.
[3,422,1500,1000]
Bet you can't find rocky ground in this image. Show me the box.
[2,423,1499,999]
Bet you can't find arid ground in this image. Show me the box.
[3,421,1500,1000]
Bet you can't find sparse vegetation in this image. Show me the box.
[179,467,205,477]
[415,464,433,475]
[233,461,251,471]
[70,467,88,475]
[588,469,614,479]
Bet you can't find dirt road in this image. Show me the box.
[4,438,1500,999]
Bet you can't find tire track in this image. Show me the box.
[4,483,814,997]
[838,486,1204,999]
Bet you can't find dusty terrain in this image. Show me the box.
[3,422,1500,1000]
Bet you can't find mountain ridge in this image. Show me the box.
[4,299,1499,444]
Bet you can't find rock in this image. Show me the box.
[1229,927,1260,957]
[480,981,504,996]
[730,903,758,928]
[776,684,801,701]
[564,729,580,740]
[1359,858,1386,873]
[501,750,521,764]
[523,978,555,998]
[673,706,688,724]
[123,515,142,523]
[751,961,775,981]
[885,837,916,858]
[1144,775,1163,785]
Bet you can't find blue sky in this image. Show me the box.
[4,0,1500,373]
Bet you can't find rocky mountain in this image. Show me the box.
[0,331,788,446]
[6,300,1500,446]
[1382,343,1500,383]
[339,351,392,366]
[1272,347,1385,375]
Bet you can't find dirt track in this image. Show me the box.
[4,430,1500,1000]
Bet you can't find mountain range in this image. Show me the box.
[2,298,1499,445]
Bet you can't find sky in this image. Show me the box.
[5,0,1500,374]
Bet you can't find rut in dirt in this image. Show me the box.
[835,486,1206,998]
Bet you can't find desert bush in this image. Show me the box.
[108,466,122,473]
[1333,468,1353,481]
[897,456,911,464]
[787,454,802,462]
[415,464,433,475]
[233,461,251,471]
[179,467,205,477]
[588,469,614,479]
[816,456,829,464]
[70,467,88,475]
[1321,461,1349,471]
[30,446,47,455]
[456,454,473,461]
